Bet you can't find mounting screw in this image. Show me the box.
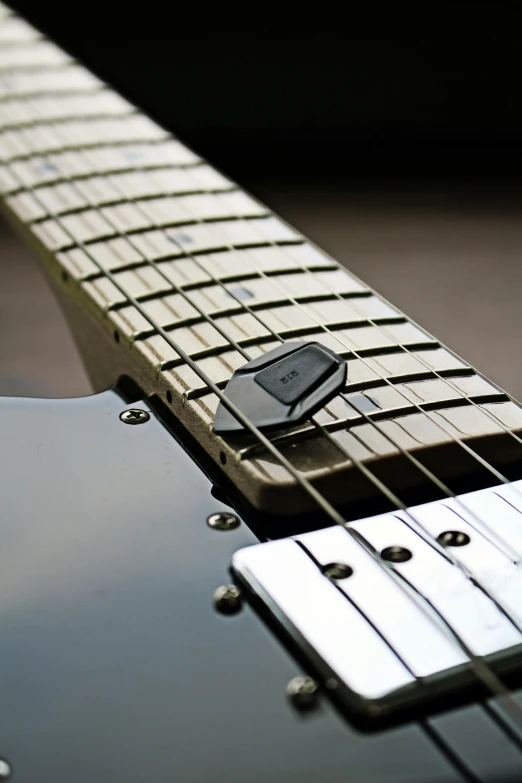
[437,530,471,547]
[207,512,240,531]
[120,409,150,425]
[381,546,412,563]
[286,676,320,712]
[213,585,243,615]
[0,759,12,780]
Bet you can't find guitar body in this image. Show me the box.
[2,4,522,780]
[0,389,520,783]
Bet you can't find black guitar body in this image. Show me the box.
[1,387,521,783]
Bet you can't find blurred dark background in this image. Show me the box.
[8,1,522,184]
[2,1,522,400]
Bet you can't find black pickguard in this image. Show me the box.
[0,388,521,782]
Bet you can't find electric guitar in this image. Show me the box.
[1,4,522,781]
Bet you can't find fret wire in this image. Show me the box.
[153,207,522,579]
[113,176,519,488]
[2,12,521,771]
[149,165,522,480]
[37,144,522,729]
[0,83,105,102]
[313,415,522,629]
[148,198,522,664]
[161,223,522,699]
[3,26,520,772]
[5,145,520,729]
[215,236,522,483]
[78,150,521,491]
[0,137,169,160]
[2,69,522,733]
[0,96,138,130]
[0,149,352,521]
[31,211,278,232]
[274,238,522,468]
[8,124,522,559]
[30,176,236,210]
[237,395,506,458]
[70,136,522,732]
[3,114,256,364]
[4,158,205,194]
[4,115,521,562]
[314,266,522,463]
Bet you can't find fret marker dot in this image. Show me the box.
[228,285,254,301]
[169,232,192,245]
[37,162,57,174]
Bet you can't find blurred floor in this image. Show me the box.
[1,184,522,400]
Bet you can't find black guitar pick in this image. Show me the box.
[213,341,347,436]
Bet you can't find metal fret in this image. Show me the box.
[0,42,69,70]
[0,3,12,21]
[2,9,522,771]
[92,154,521,495]
[0,115,169,159]
[1,12,522,523]
[2,44,522,746]
[29,166,236,211]
[0,91,134,128]
[0,65,103,100]
[11,138,522,515]
[0,16,41,43]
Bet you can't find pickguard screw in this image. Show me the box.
[381,546,412,563]
[207,512,240,531]
[437,530,471,547]
[286,676,320,711]
[213,585,243,615]
[120,409,150,425]
[0,759,12,779]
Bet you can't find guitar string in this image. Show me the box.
[3,112,518,511]
[65,151,522,574]
[0,101,516,576]
[299,542,485,782]
[0,15,496,780]
[7,110,522,530]
[80,154,522,749]
[3,102,522,474]
[0,88,520,644]
[5,123,522,744]
[7,116,521,576]
[23,124,522,571]
[420,720,482,783]
[0,45,520,772]
[5,23,519,772]
[0,78,508,783]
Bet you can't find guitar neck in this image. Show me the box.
[1,2,522,514]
